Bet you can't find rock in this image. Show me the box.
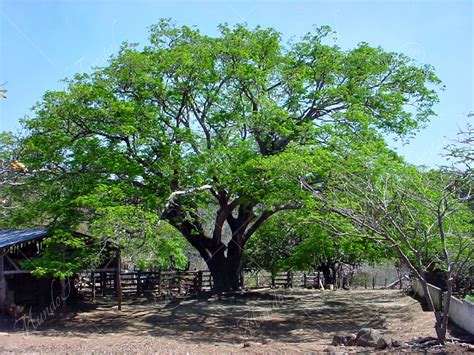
[331,335,345,346]
[356,328,384,347]
[375,338,389,350]
[347,333,357,346]
[391,339,402,348]
[242,341,261,348]
[332,333,357,346]
[467,344,474,352]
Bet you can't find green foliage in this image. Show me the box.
[0,131,17,161]
[309,146,473,278]
[245,209,392,273]
[7,20,441,278]
[89,205,189,270]
[20,230,114,279]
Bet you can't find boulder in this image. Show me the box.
[375,338,389,350]
[242,341,261,348]
[332,334,356,346]
[355,328,384,347]
[347,333,357,346]
[331,335,345,346]
[391,339,402,348]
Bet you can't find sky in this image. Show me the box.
[0,0,472,167]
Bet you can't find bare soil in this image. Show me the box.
[0,289,472,353]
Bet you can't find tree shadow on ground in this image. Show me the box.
[1,289,470,346]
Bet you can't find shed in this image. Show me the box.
[0,229,121,313]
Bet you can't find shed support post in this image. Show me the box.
[0,252,6,313]
[60,278,67,313]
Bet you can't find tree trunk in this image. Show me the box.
[163,199,258,293]
[435,277,453,345]
[318,263,336,286]
[206,246,242,292]
[418,277,445,344]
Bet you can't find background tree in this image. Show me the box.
[0,132,28,222]
[244,210,391,287]
[300,146,472,344]
[14,20,440,291]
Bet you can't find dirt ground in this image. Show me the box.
[0,289,472,353]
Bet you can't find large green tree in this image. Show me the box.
[13,20,440,291]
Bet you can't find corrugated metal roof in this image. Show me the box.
[0,229,48,249]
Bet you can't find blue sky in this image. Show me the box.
[0,0,472,167]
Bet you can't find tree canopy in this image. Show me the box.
[244,209,392,277]
[6,20,441,291]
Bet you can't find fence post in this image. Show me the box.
[91,272,96,301]
[198,271,203,293]
[116,250,122,311]
[303,272,307,288]
[271,274,275,288]
[372,275,376,289]
[176,270,181,294]
[194,271,203,294]
[101,272,106,296]
[137,271,141,296]
[157,268,162,296]
[256,271,259,288]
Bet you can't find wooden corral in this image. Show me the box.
[1,229,382,315]
[77,269,213,300]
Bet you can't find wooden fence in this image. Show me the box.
[77,268,374,302]
[77,270,213,300]
[241,270,325,289]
